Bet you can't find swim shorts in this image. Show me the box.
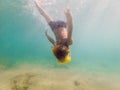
[49,21,67,30]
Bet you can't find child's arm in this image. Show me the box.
[64,8,73,44]
[45,30,55,45]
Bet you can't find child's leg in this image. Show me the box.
[33,0,53,23]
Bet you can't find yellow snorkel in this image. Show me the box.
[57,54,71,63]
[51,46,71,64]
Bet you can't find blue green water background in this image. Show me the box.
[0,0,120,74]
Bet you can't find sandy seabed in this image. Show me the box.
[0,64,120,90]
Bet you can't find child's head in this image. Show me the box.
[52,45,71,63]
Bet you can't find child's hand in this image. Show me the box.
[45,30,49,36]
[64,7,71,16]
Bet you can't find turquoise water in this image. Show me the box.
[0,0,120,74]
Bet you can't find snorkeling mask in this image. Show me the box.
[51,46,71,63]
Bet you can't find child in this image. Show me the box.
[33,0,73,63]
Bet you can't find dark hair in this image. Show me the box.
[52,45,69,60]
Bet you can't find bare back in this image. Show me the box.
[48,21,72,46]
